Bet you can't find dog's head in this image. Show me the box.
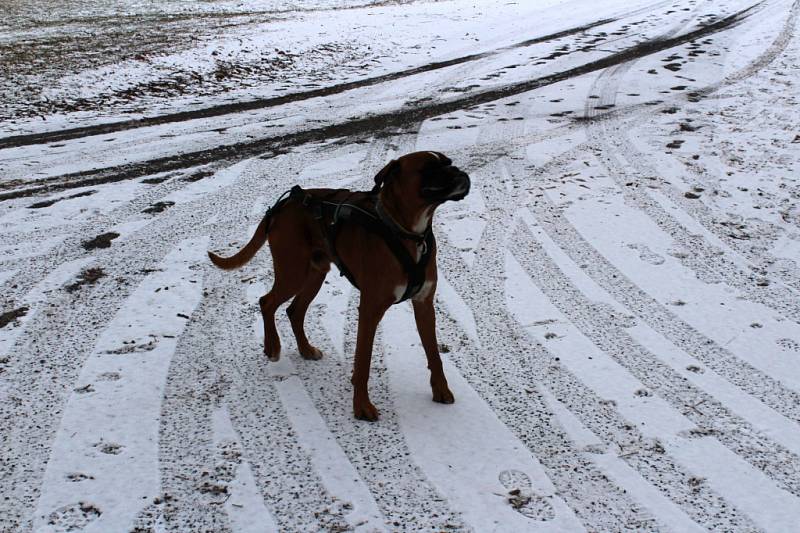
[373,151,470,205]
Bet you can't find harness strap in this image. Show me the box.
[288,186,357,288]
[285,186,433,302]
[375,200,427,244]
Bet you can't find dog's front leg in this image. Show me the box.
[412,296,455,404]
[351,298,388,421]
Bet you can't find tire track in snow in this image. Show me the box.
[600,108,800,292]
[582,0,705,120]
[580,0,800,323]
[0,148,339,530]
[154,268,350,532]
[431,267,656,530]
[0,224,197,530]
[0,165,216,312]
[604,0,800,290]
[431,151,755,530]
[422,122,661,529]
[579,0,800,293]
[271,368,386,530]
[0,146,336,369]
[31,237,211,533]
[154,279,249,532]
[0,257,92,368]
[274,303,464,530]
[520,142,800,431]
[0,17,620,149]
[649,151,800,292]
[695,0,800,93]
[380,302,584,531]
[223,303,353,532]
[510,217,800,502]
[588,123,800,323]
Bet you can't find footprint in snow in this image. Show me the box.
[47,502,101,532]
[94,441,123,455]
[498,470,555,521]
[667,246,690,259]
[777,338,800,352]
[627,243,665,265]
[588,302,637,328]
[65,472,94,482]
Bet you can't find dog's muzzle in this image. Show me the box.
[422,168,471,202]
[447,172,470,201]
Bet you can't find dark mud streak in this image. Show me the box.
[0,18,615,150]
[0,4,756,202]
[0,306,28,329]
[12,14,758,195]
[27,189,97,209]
[81,232,119,251]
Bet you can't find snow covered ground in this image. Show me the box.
[1,0,799,530]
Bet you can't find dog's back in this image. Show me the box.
[207,187,373,271]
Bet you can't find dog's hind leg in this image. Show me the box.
[259,209,313,361]
[287,264,328,360]
[259,262,307,362]
[259,287,293,362]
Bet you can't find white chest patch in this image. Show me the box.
[412,208,433,234]
[412,280,435,302]
[393,284,407,302]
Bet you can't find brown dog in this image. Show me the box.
[208,151,470,420]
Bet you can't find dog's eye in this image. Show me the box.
[420,163,441,182]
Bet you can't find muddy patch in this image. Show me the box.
[28,189,97,209]
[81,232,120,250]
[181,169,215,182]
[0,306,29,328]
[65,267,106,292]
[142,201,175,214]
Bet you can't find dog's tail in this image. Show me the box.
[208,214,271,270]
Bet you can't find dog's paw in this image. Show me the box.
[265,347,281,362]
[300,345,324,360]
[353,400,380,422]
[432,385,455,404]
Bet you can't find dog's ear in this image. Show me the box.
[434,152,452,166]
[372,159,399,193]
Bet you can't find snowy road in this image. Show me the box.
[1,0,800,531]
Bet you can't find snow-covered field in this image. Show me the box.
[1,0,799,530]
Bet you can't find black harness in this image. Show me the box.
[265,185,435,303]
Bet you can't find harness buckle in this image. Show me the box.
[333,204,352,225]
[297,190,322,219]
